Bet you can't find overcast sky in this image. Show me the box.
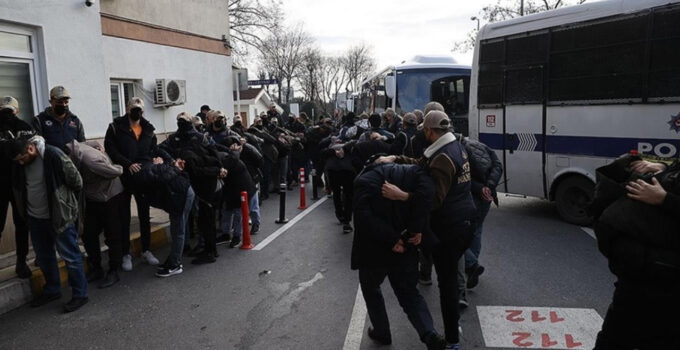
[280,0,484,69]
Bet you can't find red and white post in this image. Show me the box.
[298,168,307,209]
[240,191,253,250]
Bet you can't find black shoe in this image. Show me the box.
[15,260,32,279]
[156,264,183,277]
[422,331,446,350]
[191,252,216,265]
[63,297,88,313]
[466,264,485,289]
[87,267,105,283]
[367,327,392,345]
[216,233,232,246]
[229,237,241,248]
[30,293,62,307]
[335,213,345,224]
[98,270,120,289]
[251,223,259,234]
[342,223,353,234]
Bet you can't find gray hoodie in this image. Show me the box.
[66,140,124,202]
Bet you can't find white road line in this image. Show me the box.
[342,285,367,350]
[581,227,596,240]
[252,196,328,250]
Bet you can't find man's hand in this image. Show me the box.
[153,157,164,165]
[382,181,409,201]
[128,163,142,174]
[626,178,667,205]
[230,143,242,152]
[392,240,405,253]
[369,132,382,141]
[174,159,185,171]
[481,186,494,202]
[374,155,396,164]
[630,160,666,175]
[239,138,247,145]
[219,168,228,179]
[407,233,422,246]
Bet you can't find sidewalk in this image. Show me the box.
[0,181,322,315]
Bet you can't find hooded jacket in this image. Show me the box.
[65,140,124,203]
[12,136,82,233]
[351,163,435,270]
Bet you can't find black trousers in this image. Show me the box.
[82,194,125,270]
[121,189,151,254]
[328,170,354,223]
[594,279,680,349]
[432,223,474,344]
[0,185,29,260]
[197,197,217,255]
[359,252,437,341]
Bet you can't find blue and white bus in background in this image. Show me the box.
[355,55,471,135]
[469,0,680,224]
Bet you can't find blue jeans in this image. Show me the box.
[249,191,260,226]
[166,187,195,267]
[464,197,491,268]
[221,207,243,239]
[28,218,88,298]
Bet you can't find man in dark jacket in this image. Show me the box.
[352,162,446,350]
[248,116,279,198]
[460,136,503,290]
[32,86,86,150]
[105,97,169,271]
[377,111,475,348]
[323,139,357,233]
[592,158,680,349]
[0,96,32,278]
[10,135,88,313]
[196,104,210,124]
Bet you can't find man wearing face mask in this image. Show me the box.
[105,97,169,271]
[32,86,86,150]
[0,96,33,278]
[230,115,246,137]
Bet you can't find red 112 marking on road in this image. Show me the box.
[506,310,565,323]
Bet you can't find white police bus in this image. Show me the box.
[469,0,680,224]
[355,55,471,135]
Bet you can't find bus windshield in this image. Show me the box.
[396,68,470,117]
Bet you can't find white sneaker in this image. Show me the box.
[142,251,160,266]
[122,254,133,271]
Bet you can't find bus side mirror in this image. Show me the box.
[385,76,396,99]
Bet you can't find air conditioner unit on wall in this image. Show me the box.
[155,79,186,106]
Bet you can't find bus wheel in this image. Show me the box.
[555,176,594,226]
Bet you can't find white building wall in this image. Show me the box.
[0,0,111,137]
[102,36,234,136]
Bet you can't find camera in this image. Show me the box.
[85,0,95,7]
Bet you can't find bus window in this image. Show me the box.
[649,7,680,100]
[396,68,470,114]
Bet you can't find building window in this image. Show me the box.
[110,80,137,118]
[0,24,42,122]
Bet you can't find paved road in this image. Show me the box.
[0,187,615,350]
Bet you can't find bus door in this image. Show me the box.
[503,66,546,198]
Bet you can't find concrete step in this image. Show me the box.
[0,224,169,316]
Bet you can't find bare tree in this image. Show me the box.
[258,25,312,104]
[342,44,376,94]
[323,57,348,107]
[297,48,323,104]
[452,0,587,53]
[228,0,282,60]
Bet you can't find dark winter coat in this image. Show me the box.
[104,116,171,189]
[351,163,435,270]
[137,163,191,216]
[220,151,256,209]
[248,125,278,162]
[178,143,222,201]
[592,156,680,284]
[456,134,503,203]
[32,108,86,150]
[1,114,33,184]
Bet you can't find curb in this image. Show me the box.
[0,224,169,315]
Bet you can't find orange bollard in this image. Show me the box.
[298,168,307,209]
[240,191,253,250]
